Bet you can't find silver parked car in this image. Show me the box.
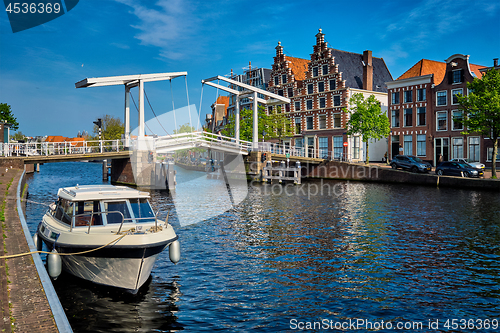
[449,158,485,170]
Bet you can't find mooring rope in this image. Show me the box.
[0,231,130,259]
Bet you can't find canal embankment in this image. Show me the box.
[306,160,500,191]
[0,168,71,332]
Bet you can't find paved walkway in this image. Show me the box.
[0,168,59,333]
[371,162,496,179]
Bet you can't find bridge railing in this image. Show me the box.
[257,142,354,162]
[0,140,125,157]
[154,131,252,153]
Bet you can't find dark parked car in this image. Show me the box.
[435,161,484,178]
[391,155,432,173]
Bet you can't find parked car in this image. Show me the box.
[435,161,484,178]
[391,155,432,173]
[449,158,485,170]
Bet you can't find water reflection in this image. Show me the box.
[24,162,500,332]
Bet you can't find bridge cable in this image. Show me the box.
[130,93,155,135]
[144,88,171,136]
[184,75,194,132]
[199,83,204,130]
[170,79,178,133]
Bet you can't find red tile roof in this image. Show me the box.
[398,59,487,84]
[287,56,310,81]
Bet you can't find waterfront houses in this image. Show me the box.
[386,54,496,167]
[266,29,393,162]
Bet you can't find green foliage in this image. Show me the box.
[10,131,25,142]
[173,123,195,134]
[457,69,500,178]
[93,115,124,140]
[344,93,390,164]
[222,105,293,142]
[0,103,19,131]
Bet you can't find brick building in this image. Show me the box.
[386,54,491,166]
[267,29,392,161]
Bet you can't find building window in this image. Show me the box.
[322,64,328,75]
[306,100,313,110]
[333,136,343,159]
[278,89,283,97]
[452,110,463,131]
[268,106,273,114]
[487,147,500,161]
[417,88,426,102]
[333,113,341,128]
[404,90,413,103]
[452,88,463,105]
[452,137,464,159]
[318,81,324,92]
[391,91,400,104]
[452,69,463,84]
[437,111,447,131]
[353,136,360,159]
[285,104,290,113]
[391,110,400,127]
[295,138,303,148]
[295,117,301,134]
[319,97,326,109]
[417,107,426,126]
[282,74,287,84]
[468,137,480,162]
[274,76,278,86]
[330,79,336,91]
[294,101,300,111]
[307,84,313,95]
[436,91,447,106]
[333,95,341,106]
[404,108,412,127]
[404,135,413,155]
[313,67,318,77]
[417,134,426,156]
[288,87,294,98]
[319,115,326,128]
[319,137,328,158]
[306,116,313,130]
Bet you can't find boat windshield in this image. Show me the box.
[129,198,156,223]
[103,201,132,224]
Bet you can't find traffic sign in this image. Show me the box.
[343,142,348,147]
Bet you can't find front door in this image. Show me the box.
[306,137,315,158]
[435,138,449,166]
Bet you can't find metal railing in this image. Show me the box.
[69,211,159,234]
[0,139,125,157]
[154,131,252,153]
[256,142,354,162]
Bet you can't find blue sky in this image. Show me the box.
[1,0,499,138]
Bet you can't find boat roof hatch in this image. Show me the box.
[57,185,150,201]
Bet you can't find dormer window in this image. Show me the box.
[450,69,464,84]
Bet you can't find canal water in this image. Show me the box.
[24,162,500,332]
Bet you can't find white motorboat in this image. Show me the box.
[36,184,180,292]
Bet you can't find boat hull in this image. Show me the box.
[39,226,176,292]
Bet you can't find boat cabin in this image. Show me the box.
[51,185,156,230]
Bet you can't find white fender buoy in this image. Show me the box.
[47,249,62,279]
[33,233,42,252]
[169,240,180,264]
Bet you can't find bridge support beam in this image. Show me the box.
[235,95,240,144]
[253,91,258,150]
[124,86,131,147]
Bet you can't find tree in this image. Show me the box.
[10,131,25,142]
[222,106,268,142]
[344,93,390,164]
[266,106,293,144]
[93,115,124,140]
[173,123,195,134]
[0,103,19,131]
[457,69,500,178]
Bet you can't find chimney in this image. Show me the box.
[494,58,499,67]
[363,50,373,91]
[249,61,252,71]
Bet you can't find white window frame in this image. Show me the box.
[318,115,326,129]
[452,69,463,84]
[468,136,480,162]
[306,116,314,130]
[391,91,400,104]
[451,88,463,105]
[391,109,400,128]
[436,90,447,106]
[417,107,426,126]
[487,147,500,162]
[306,99,313,110]
[436,111,447,131]
[452,110,463,131]
[416,134,426,156]
[404,135,413,155]
[333,95,341,107]
[319,97,326,109]
[416,88,426,102]
[318,81,324,92]
[307,84,314,95]
[330,79,336,91]
[452,137,464,159]
[404,90,412,103]
[294,101,300,111]
[313,67,319,77]
[404,108,412,127]
[333,113,341,128]
[322,64,328,75]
